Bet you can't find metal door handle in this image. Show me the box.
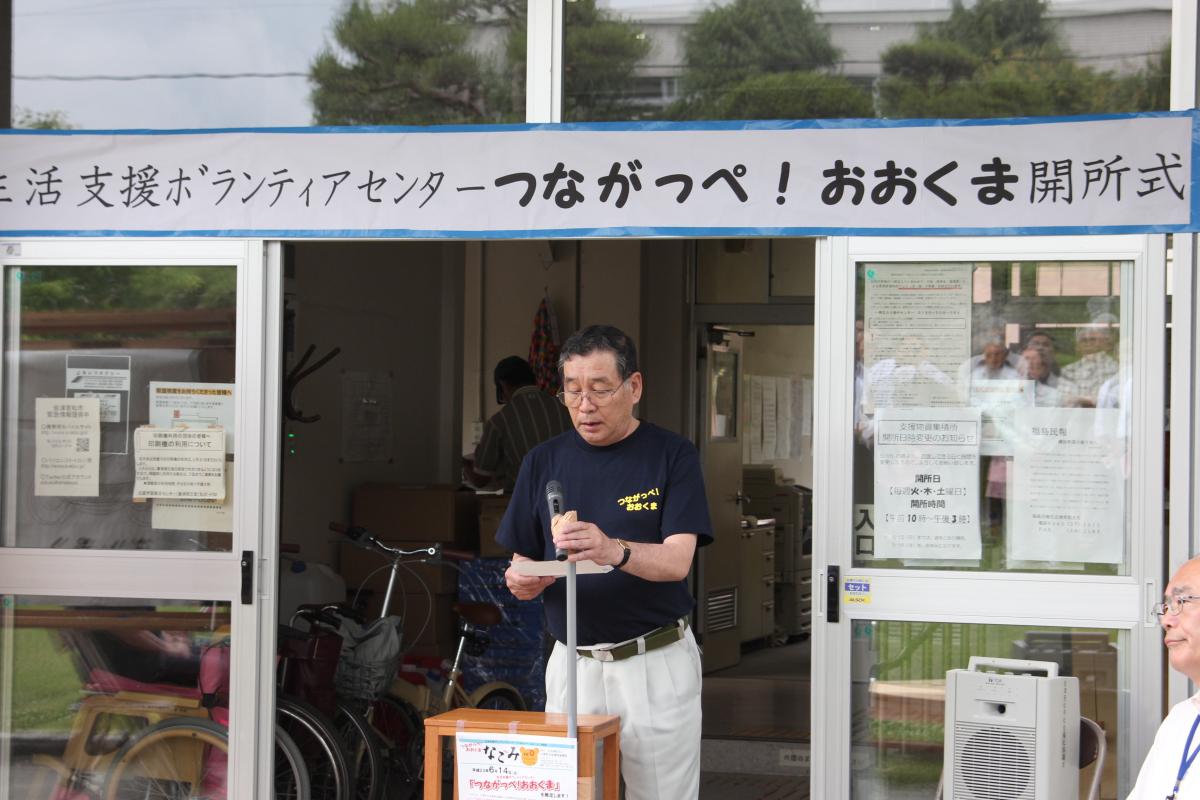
[241,550,254,605]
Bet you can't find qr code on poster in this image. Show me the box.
[74,437,90,453]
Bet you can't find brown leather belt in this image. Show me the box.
[576,618,688,662]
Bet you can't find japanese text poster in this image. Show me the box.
[65,353,131,454]
[874,407,982,560]
[1008,407,1124,564]
[456,731,577,800]
[35,396,100,497]
[133,427,225,500]
[863,264,972,413]
[149,381,236,453]
[967,379,1036,456]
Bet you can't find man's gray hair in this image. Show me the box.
[558,325,639,382]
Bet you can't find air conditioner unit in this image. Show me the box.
[944,656,1079,800]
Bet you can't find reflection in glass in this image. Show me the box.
[2,265,237,551]
[560,1,1169,124]
[710,349,738,439]
[3,597,233,799]
[852,260,1129,575]
[850,620,1124,800]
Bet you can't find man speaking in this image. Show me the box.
[498,324,713,799]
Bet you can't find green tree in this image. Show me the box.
[310,0,498,125]
[877,0,1149,118]
[14,108,73,130]
[310,0,650,125]
[669,0,868,120]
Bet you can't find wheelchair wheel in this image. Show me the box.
[333,701,384,800]
[277,695,352,800]
[102,717,228,800]
[274,724,312,800]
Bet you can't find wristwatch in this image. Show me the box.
[614,539,632,569]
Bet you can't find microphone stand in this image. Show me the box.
[566,560,577,739]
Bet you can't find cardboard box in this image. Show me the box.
[478,495,512,558]
[340,541,459,595]
[352,484,479,547]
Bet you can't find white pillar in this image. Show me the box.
[1169,0,1198,708]
[526,0,563,124]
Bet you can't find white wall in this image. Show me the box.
[281,241,463,565]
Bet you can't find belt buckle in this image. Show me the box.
[589,648,614,662]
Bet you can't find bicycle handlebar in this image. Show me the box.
[438,548,476,562]
[329,521,441,560]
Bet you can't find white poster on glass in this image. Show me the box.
[874,407,982,560]
[133,427,226,500]
[1008,407,1124,564]
[35,397,100,497]
[863,264,972,413]
[968,379,1036,456]
[149,382,236,453]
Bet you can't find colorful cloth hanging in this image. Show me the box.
[529,295,561,394]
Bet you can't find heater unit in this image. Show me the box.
[943,657,1079,800]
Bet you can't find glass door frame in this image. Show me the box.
[0,237,283,799]
[810,234,1167,799]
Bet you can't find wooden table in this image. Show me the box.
[423,708,620,799]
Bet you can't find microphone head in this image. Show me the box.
[546,480,563,497]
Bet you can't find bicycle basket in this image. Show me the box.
[334,615,403,701]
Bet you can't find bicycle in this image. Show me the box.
[328,522,527,791]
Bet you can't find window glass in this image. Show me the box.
[4,596,233,798]
[852,260,1129,575]
[562,0,1170,124]
[851,620,1127,799]
[2,264,237,551]
[13,1,527,129]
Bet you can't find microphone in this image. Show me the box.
[545,480,568,561]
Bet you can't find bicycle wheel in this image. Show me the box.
[473,686,525,712]
[273,724,312,800]
[277,695,352,800]
[102,717,228,800]
[333,701,384,800]
[369,695,424,800]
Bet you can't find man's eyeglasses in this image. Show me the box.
[1152,595,1200,617]
[557,381,627,409]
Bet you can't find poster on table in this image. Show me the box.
[862,264,972,414]
[1008,407,1124,564]
[65,353,131,454]
[34,396,100,497]
[148,382,235,530]
[455,731,577,800]
[967,379,1035,456]
[873,407,982,560]
[133,427,226,500]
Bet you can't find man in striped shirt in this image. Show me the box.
[464,356,571,492]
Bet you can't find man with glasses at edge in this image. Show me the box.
[1130,558,1200,798]
[498,324,713,800]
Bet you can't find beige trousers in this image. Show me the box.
[545,626,702,800]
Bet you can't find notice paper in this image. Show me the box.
[152,465,234,532]
[149,381,235,453]
[133,427,226,500]
[1008,407,1124,564]
[968,379,1035,456]
[863,263,971,412]
[873,407,982,560]
[456,730,577,800]
[66,353,131,454]
[35,396,100,497]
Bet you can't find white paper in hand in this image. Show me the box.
[514,560,613,577]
